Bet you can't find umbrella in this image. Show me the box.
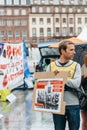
[49,37,87,48]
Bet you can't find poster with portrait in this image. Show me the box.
[32,71,68,115]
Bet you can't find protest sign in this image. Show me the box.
[0,42,24,90]
[32,71,68,115]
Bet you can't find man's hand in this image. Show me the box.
[53,70,59,75]
[83,73,87,78]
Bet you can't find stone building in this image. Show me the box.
[0,0,87,47]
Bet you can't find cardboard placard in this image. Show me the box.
[32,71,68,115]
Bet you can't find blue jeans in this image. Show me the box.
[53,105,80,130]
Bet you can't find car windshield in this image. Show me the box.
[40,48,59,56]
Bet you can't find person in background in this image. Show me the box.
[81,54,87,130]
[46,40,81,130]
[43,58,50,71]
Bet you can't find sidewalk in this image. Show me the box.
[29,110,82,130]
[0,89,82,130]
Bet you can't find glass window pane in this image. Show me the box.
[15,30,20,39]
[7,20,13,26]
[21,0,26,5]
[55,7,59,13]
[0,20,5,26]
[21,20,27,26]
[7,9,12,15]
[14,9,19,15]
[14,20,20,26]
[32,7,36,13]
[46,7,50,13]
[69,7,73,13]
[32,28,36,36]
[0,0,4,5]
[32,18,36,24]
[47,28,51,36]
[39,7,43,13]
[14,0,19,5]
[8,31,13,39]
[21,9,26,15]
[7,0,12,5]
[0,9,5,15]
[22,30,27,40]
[84,7,87,12]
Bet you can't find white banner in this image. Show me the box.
[0,42,24,90]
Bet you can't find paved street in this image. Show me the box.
[0,88,82,130]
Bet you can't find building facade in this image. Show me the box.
[0,0,87,47]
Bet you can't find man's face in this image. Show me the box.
[62,44,75,60]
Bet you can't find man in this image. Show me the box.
[46,40,81,130]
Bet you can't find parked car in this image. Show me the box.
[35,41,87,72]
[35,41,60,72]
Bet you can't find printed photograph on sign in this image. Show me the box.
[34,78,63,113]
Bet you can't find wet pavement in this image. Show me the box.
[0,88,82,130]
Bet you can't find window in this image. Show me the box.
[21,20,27,26]
[39,18,44,24]
[46,7,50,13]
[32,7,36,13]
[22,30,27,40]
[8,31,13,40]
[62,7,66,13]
[32,28,36,36]
[69,7,73,13]
[7,0,12,5]
[15,30,20,39]
[63,18,66,23]
[0,0,4,5]
[0,20,5,26]
[7,9,12,15]
[0,9,5,15]
[40,28,44,36]
[70,27,73,36]
[47,28,51,36]
[55,27,59,36]
[14,9,19,15]
[14,20,20,26]
[47,18,51,24]
[78,27,82,35]
[84,7,87,13]
[78,18,82,24]
[69,18,73,24]
[77,7,81,13]
[39,7,43,13]
[50,0,53,3]
[0,31,5,40]
[14,0,19,5]
[55,7,59,13]
[85,18,87,24]
[62,27,66,36]
[21,9,26,15]
[32,18,36,24]
[42,0,45,3]
[21,0,26,5]
[56,18,59,23]
[7,20,13,26]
